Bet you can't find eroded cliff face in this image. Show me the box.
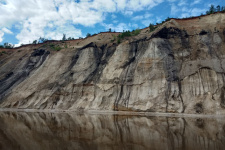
[1,13,225,114]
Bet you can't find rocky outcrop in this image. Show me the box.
[0,13,225,114]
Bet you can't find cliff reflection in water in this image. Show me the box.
[0,112,225,150]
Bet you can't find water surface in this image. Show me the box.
[0,112,224,150]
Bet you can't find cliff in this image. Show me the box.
[1,13,225,114]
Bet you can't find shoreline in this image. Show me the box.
[0,108,225,118]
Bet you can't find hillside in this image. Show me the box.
[1,12,225,114]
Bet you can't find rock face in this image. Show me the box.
[1,13,225,114]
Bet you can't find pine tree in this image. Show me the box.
[62,34,66,41]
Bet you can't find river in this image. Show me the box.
[0,111,224,150]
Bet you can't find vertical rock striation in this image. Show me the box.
[1,13,225,114]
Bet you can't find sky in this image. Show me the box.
[0,0,224,46]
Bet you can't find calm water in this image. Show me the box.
[0,112,224,150]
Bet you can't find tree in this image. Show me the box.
[38,37,48,43]
[209,5,215,14]
[165,17,171,22]
[62,34,66,41]
[149,23,156,32]
[109,28,112,32]
[32,40,37,44]
[3,42,14,49]
[216,5,221,12]
[86,33,91,37]
[222,6,225,12]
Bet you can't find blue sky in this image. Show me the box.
[0,0,224,46]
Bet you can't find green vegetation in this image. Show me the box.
[117,28,141,44]
[49,44,62,51]
[38,37,48,43]
[206,5,225,15]
[86,33,92,37]
[67,37,75,40]
[149,23,157,32]
[62,34,66,41]
[0,43,14,49]
[0,51,7,56]
[132,28,141,35]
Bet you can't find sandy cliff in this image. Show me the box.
[1,13,225,114]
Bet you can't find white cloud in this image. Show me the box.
[156,17,162,23]
[170,4,180,16]
[113,20,118,24]
[2,27,13,34]
[0,31,4,42]
[0,27,13,43]
[167,0,177,2]
[124,10,133,16]
[132,13,152,21]
[180,7,206,18]
[144,13,153,18]
[142,20,154,26]
[111,14,117,19]
[178,0,187,6]
[191,0,202,6]
[101,22,139,32]
[0,0,165,45]
[189,8,205,16]
[132,15,144,21]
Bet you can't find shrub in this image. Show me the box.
[132,28,141,35]
[149,23,157,32]
[86,33,91,37]
[49,44,62,51]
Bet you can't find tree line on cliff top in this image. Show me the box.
[1,4,225,48]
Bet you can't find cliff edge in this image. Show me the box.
[1,13,225,114]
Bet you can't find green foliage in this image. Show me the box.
[62,34,66,41]
[117,38,121,44]
[32,40,38,44]
[165,17,171,22]
[67,37,75,40]
[206,4,225,15]
[38,37,48,43]
[132,28,141,35]
[209,5,216,14]
[111,35,116,42]
[86,33,91,37]
[116,28,141,44]
[109,28,112,32]
[49,44,62,51]
[216,5,221,12]
[0,51,6,56]
[149,23,157,32]
[1,43,14,49]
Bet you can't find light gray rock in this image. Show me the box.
[1,13,225,114]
